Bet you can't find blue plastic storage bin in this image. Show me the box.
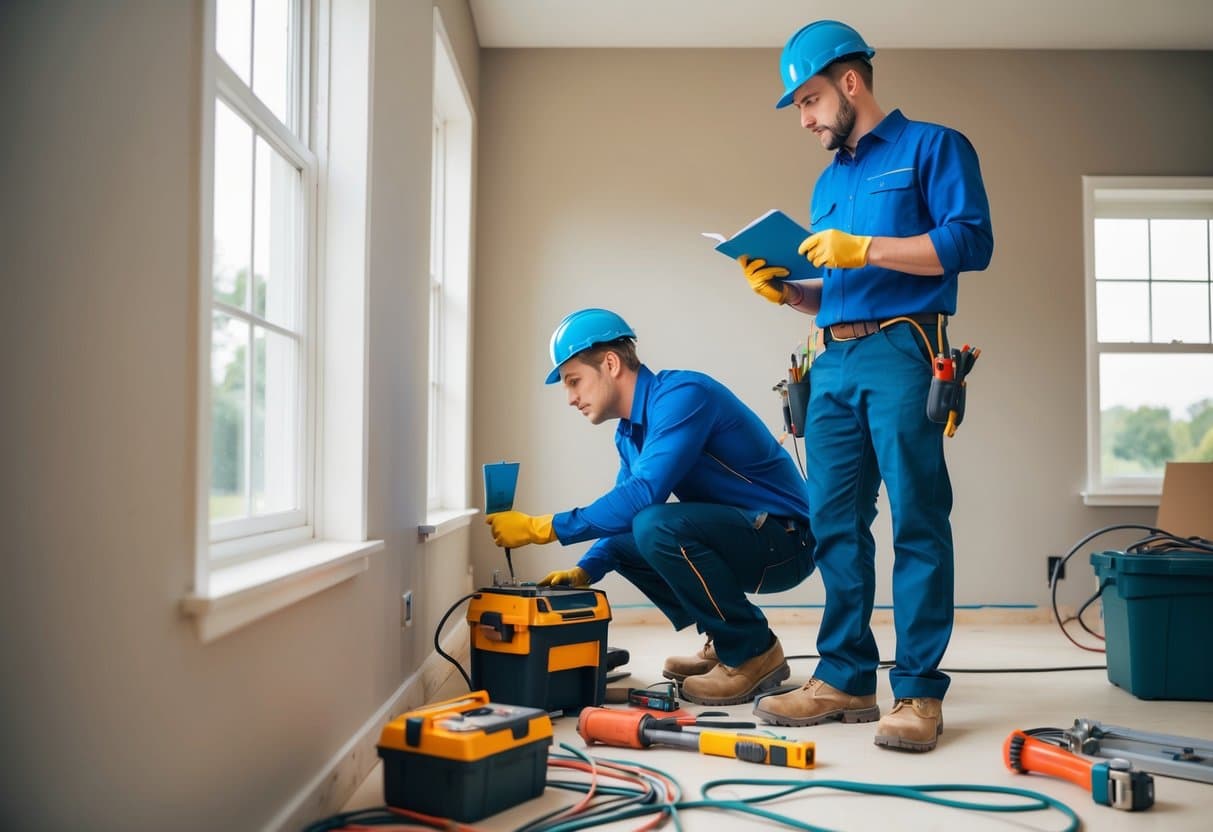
[1090,549,1213,701]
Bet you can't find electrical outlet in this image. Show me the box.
[402,590,414,627]
[1047,556,1066,585]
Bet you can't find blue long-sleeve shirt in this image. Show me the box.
[809,109,993,327]
[552,366,811,582]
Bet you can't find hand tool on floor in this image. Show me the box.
[578,705,814,768]
[627,682,680,712]
[1004,729,1154,810]
[1066,718,1213,785]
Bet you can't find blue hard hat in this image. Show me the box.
[545,308,636,384]
[775,20,875,109]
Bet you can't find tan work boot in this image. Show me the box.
[873,698,944,752]
[661,637,719,682]
[753,677,880,727]
[680,638,790,706]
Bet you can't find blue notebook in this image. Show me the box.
[704,209,822,282]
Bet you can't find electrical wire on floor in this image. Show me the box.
[527,744,683,832]
[1048,524,1213,653]
[302,741,1082,832]
[524,744,1080,832]
[300,805,485,832]
[435,591,479,690]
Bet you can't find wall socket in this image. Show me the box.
[1047,556,1066,585]
[402,590,414,627]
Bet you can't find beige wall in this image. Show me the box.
[2,4,1210,824]
[0,0,478,828]
[472,48,1213,612]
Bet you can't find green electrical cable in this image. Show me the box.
[534,767,1081,832]
[697,777,1081,832]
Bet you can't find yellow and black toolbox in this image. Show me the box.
[376,690,552,822]
[468,585,611,713]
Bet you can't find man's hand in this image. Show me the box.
[485,511,556,548]
[740,255,792,305]
[538,566,591,588]
[798,229,873,269]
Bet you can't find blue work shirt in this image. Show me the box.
[552,365,811,582]
[810,109,993,327]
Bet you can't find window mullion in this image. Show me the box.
[1147,220,1154,343]
[247,103,259,519]
[247,0,257,92]
[216,61,313,170]
[243,320,254,517]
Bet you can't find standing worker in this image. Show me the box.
[743,20,993,752]
[485,308,816,706]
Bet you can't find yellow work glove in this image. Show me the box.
[798,229,873,269]
[739,255,792,305]
[538,566,591,588]
[486,511,557,548]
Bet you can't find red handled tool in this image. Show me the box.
[578,706,814,768]
[1004,730,1154,811]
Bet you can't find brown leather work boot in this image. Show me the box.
[873,698,944,752]
[753,677,880,727]
[661,637,719,682]
[680,638,790,706]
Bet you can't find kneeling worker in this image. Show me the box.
[485,308,816,706]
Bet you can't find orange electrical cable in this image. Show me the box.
[1057,618,1107,653]
[545,752,600,822]
[549,758,678,830]
[386,806,486,832]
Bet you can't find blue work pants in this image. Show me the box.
[805,322,954,700]
[597,502,815,667]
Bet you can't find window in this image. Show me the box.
[187,0,380,641]
[208,0,313,553]
[422,12,476,537]
[1083,177,1213,503]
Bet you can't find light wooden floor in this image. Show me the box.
[345,620,1213,831]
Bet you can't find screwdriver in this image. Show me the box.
[578,706,815,768]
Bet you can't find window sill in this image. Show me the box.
[1081,491,1161,507]
[181,539,385,643]
[419,507,480,542]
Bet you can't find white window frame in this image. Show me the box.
[1082,175,1213,506]
[420,9,478,541]
[186,0,381,641]
[207,0,315,555]
[427,114,446,513]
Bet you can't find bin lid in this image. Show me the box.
[1090,549,1213,577]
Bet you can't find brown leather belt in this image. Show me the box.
[825,313,945,343]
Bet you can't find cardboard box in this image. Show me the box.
[1155,462,1213,541]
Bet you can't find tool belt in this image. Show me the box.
[824,313,945,343]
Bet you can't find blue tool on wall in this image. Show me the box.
[483,461,520,581]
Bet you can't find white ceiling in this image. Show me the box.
[468,0,1213,50]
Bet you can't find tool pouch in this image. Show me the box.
[927,375,965,425]
[786,379,810,438]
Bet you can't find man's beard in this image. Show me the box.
[822,84,857,151]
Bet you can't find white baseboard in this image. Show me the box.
[610,604,1057,626]
[264,625,471,832]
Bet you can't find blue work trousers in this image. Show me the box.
[598,502,815,667]
[805,322,954,700]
